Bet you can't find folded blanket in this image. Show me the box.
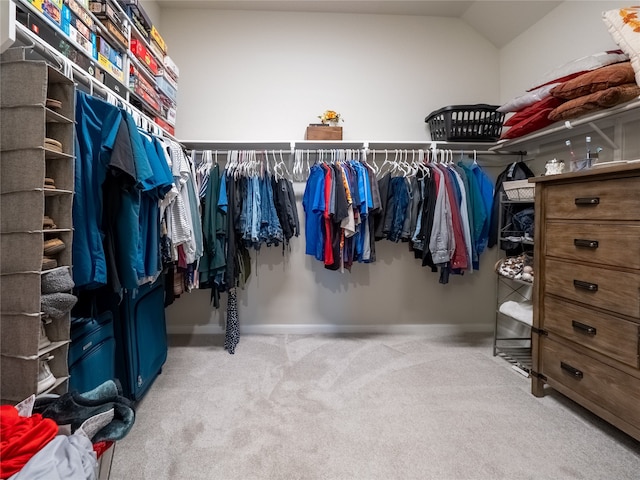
[499,301,533,326]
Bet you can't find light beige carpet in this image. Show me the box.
[110,333,640,479]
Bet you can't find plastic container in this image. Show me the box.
[425,104,505,142]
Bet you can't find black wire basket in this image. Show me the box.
[425,104,505,142]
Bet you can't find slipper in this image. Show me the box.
[41,266,74,294]
[43,216,57,229]
[43,238,65,255]
[42,257,58,270]
[44,138,63,153]
[46,98,62,110]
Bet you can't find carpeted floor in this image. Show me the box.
[109,333,640,479]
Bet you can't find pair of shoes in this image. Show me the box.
[37,355,56,394]
[44,177,56,189]
[46,98,62,110]
[43,215,57,229]
[42,257,58,270]
[38,320,52,350]
[41,266,74,294]
[44,138,63,153]
[43,238,65,256]
[34,381,136,442]
[41,292,78,319]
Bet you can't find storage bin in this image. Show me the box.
[425,104,504,142]
[503,179,535,201]
[305,126,342,140]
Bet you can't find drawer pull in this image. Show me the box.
[561,362,584,379]
[574,197,600,205]
[573,280,598,292]
[573,239,599,249]
[572,320,597,336]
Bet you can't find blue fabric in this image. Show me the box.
[137,133,174,280]
[73,91,122,289]
[471,163,494,256]
[218,174,228,213]
[302,165,325,260]
[260,174,283,246]
[113,113,154,291]
[388,176,410,242]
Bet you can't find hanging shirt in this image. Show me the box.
[303,166,326,260]
[72,91,123,289]
[106,111,155,292]
[471,163,495,257]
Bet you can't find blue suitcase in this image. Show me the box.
[113,277,167,401]
[69,311,116,394]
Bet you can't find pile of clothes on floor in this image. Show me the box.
[0,380,134,479]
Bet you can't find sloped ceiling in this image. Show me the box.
[156,0,562,48]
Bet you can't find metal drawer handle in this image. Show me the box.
[561,362,584,379]
[573,239,599,249]
[572,320,597,336]
[574,197,600,205]
[573,280,598,292]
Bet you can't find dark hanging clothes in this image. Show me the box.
[420,169,438,271]
[374,172,391,241]
[271,176,299,246]
[326,164,349,271]
[488,161,535,250]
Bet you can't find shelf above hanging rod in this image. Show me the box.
[182,139,524,156]
[182,141,294,151]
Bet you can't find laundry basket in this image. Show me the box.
[425,104,505,142]
[503,180,535,201]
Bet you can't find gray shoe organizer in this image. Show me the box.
[0,59,75,403]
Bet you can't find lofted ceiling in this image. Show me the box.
[156,1,562,48]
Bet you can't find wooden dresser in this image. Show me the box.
[530,163,640,441]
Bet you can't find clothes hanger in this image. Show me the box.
[377,149,391,178]
[280,149,292,180]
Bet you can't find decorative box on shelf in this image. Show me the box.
[305,124,342,140]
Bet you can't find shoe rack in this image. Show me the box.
[0,58,75,403]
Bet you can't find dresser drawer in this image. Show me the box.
[543,295,640,367]
[545,222,640,269]
[544,177,640,221]
[545,258,640,318]
[540,336,640,429]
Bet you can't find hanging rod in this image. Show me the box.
[367,148,522,156]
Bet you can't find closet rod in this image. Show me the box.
[367,148,522,156]
[187,149,291,155]
[12,23,180,144]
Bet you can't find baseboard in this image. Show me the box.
[166,323,493,336]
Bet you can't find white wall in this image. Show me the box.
[140,0,161,28]
[161,9,500,141]
[159,8,507,334]
[499,1,628,104]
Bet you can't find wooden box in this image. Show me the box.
[305,125,343,140]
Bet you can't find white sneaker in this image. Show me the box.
[37,355,56,394]
[38,321,52,351]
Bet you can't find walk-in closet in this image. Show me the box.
[1,1,639,479]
